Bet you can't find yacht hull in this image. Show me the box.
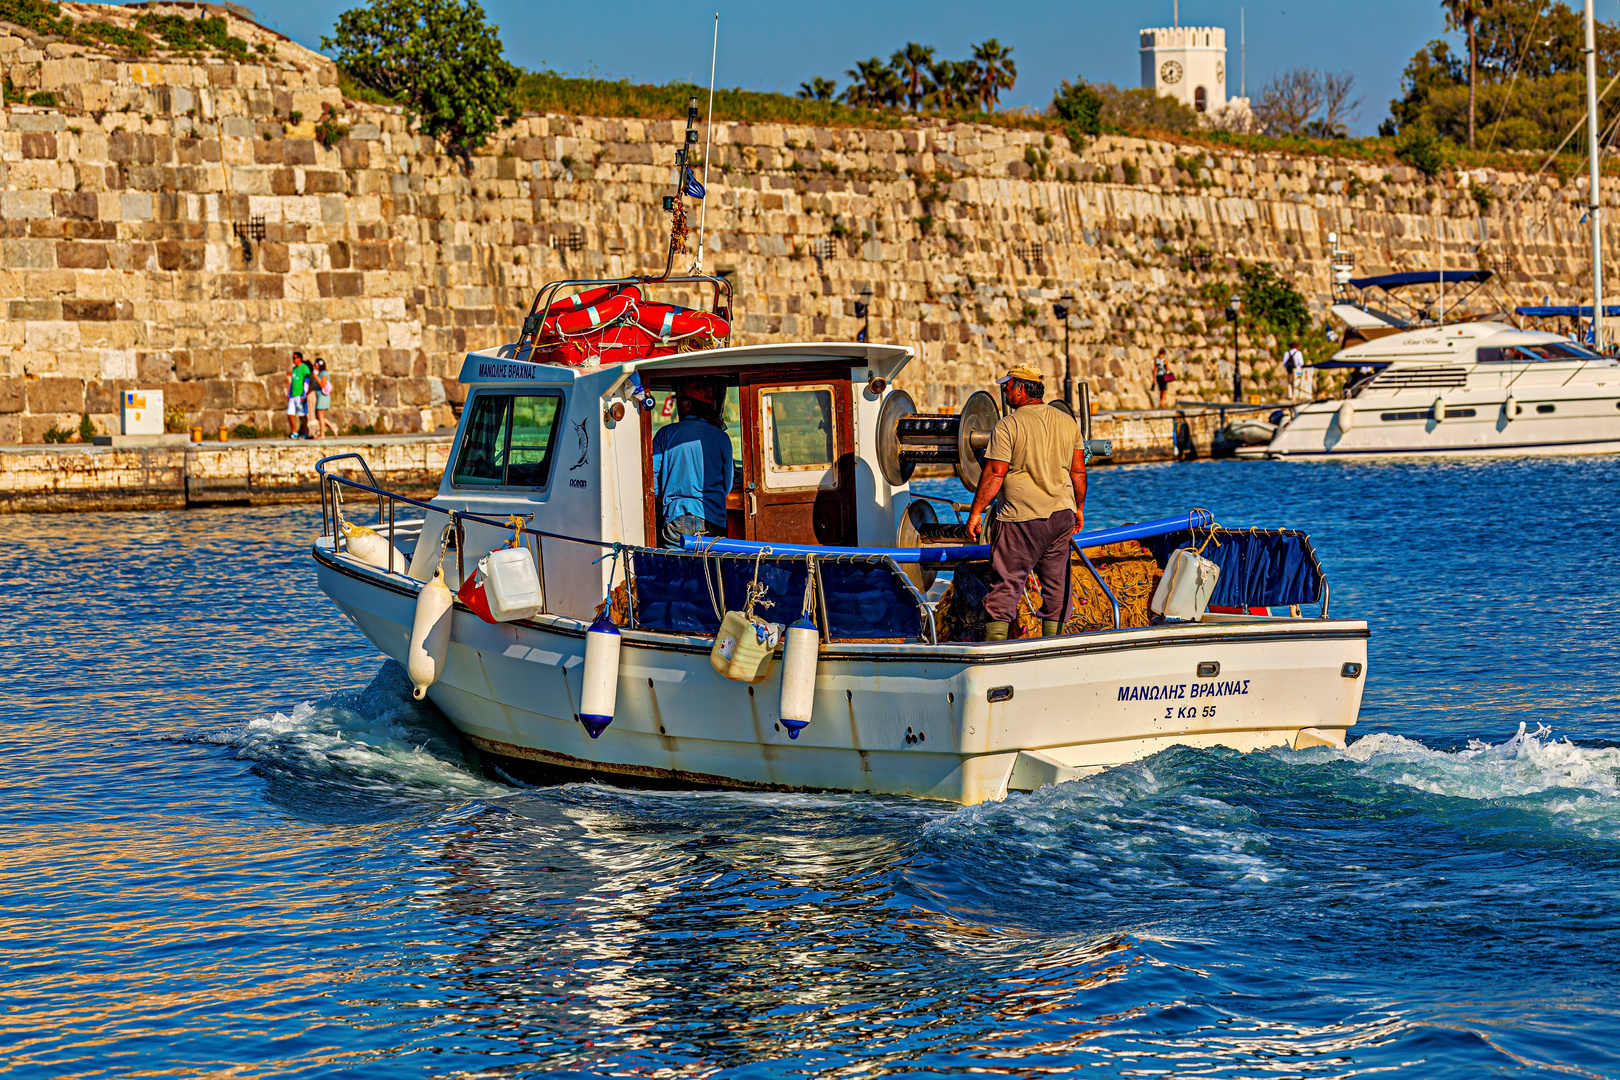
[316,543,1369,804]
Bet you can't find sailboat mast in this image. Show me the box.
[1586,0,1604,350]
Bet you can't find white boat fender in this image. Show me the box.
[580,611,621,738]
[407,566,454,700]
[342,519,408,573]
[779,616,819,739]
[1336,400,1355,433]
[1432,395,1446,422]
[1504,394,1517,420]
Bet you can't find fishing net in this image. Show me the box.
[935,540,1164,642]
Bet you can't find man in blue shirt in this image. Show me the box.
[652,381,733,547]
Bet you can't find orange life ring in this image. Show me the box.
[542,292,635,337]
[634,303,730,339]
[543,284,641,317]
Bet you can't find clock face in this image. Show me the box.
[1216,61,1225,83]
[1160,60,1183,84]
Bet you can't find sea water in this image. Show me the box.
[1,456,1617,1078]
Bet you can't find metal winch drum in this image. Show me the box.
[877,390,1103,491]
[877,390,1003,490]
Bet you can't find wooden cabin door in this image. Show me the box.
[739,366,857,545]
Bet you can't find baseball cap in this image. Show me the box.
[996,363,1044,385]
[678,381,718,405]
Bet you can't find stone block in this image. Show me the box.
[0,376,22,412]
[156,241,206,271]
[5,240,56,269]
[26,376,85,413]
[57,242,110,269]
[3,192,53,221]
[21,132,57,160]
[317,271,364,298]
[9,113,65,132]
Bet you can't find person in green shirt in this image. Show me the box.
[287,352,311,438]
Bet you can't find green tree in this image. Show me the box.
[1051,77,1104,146]
[926,58,978,111]
[843,56,901,108]
[970,38,1016,111]
[889,42,936,111]
[324,0,518,162]
[797,76,837,102]
[1237,262,1311,357]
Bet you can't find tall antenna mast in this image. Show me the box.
[1585,0,1604,350]
[1240,8,1246,98]
[694,13,719,272]
[1174,0,1179,28]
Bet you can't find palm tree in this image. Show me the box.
[889,42,936,111]
[971,38,1017,111]
[927,59,979,112]
[1442,0,1483,148]
[843,58,899,108]
[798,76,838,102]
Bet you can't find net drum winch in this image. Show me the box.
[307,100,1368,804]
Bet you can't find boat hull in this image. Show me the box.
[1255,384,1620,458]
[317,544,1369,804]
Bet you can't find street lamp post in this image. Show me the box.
[854,285,873,343]
[1053,291,1073,407]
[1225,294,1243,402]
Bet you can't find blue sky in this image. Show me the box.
[219,0,1620,136]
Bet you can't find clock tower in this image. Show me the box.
[1139,25,1227,115]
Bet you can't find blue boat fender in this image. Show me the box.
[580,612,621,738]
[779,616,819,739]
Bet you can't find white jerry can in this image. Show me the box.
[1151,547,1221,621]
[480,546,543,622]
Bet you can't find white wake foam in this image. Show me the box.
[1337,722,1620,803]
[207,664,505,799]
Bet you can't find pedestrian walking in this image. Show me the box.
[1153,348,1174,408]
[312,358,338,439]
[1283,341,1305,400]
[286,352,311,438]
[964,363,1087,641]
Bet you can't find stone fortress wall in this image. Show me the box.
[1,2,1615,443]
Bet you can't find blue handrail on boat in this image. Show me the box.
[680,512,1213,563]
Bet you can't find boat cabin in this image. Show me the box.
[432,339,915,621]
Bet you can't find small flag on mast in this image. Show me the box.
[683,167,705,199]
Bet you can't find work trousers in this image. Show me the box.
[984,508,1076,624]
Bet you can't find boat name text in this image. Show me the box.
[477,362,538,380]
[1118,680,1250,702]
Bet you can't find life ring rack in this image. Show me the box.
[516,273,735,359]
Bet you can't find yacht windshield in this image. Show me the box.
[1478,342,1600,362]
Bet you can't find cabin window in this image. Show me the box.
[1481,343,1600,362]
[760,384,838,491]
[1537,403,1556,414]
[452,391,564,488]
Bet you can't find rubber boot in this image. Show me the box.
[984,620,1010,641]
[1042,619,1061,638]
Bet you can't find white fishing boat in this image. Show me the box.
[1245,320,1620,459]
[308,104,1368,805]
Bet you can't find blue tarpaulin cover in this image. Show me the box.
[820,561,922,640]
[1349,269,1491,290]
[1143,529,1323,608]
[629,551,921,639]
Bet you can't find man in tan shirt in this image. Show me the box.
[965,363,1087,640]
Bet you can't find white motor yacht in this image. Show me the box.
[1245,321,1620,459]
